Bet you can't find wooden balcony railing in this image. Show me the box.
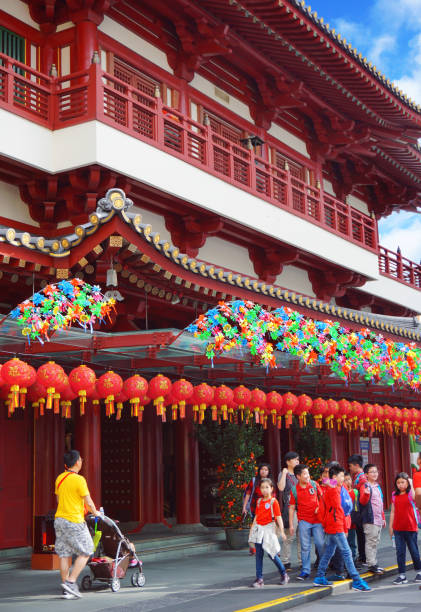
[0,59,381,257]
[379,246,421,290]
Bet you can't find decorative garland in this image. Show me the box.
[187,300,421,390]
[9,279,115,343]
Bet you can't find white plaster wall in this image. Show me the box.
[323,179,335,196]
[98,17,173,74]
[0,181,39,226]
[131,206,172,243]
[190,74,253,124]
[276,265,315,297]
[268,124,309,159]
[198,238,255,276]
[360,276,421,314]
[2,0,40,29]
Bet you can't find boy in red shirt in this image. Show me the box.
[289,465,324,581]
[313,465,370,592]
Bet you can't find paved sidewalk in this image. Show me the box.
[0,528,418,612]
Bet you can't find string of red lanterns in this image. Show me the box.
[1,359,420,436]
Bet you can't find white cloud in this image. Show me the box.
[379,211,421,262]
[394,32,421,104]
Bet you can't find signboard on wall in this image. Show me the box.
[371,438,380,454]
[360,437,370,466]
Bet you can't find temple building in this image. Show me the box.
[0,0,421,558]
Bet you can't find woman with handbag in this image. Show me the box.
[248,478,288,588]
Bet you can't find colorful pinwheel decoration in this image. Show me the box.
[187,300,421,390]
[8,279,115,343]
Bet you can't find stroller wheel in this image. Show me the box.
[81,576,92,591]
[111,578,121,592]
[131,571,146,588]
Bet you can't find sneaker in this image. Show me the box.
[313,577,333,587]
[280,572,290,586]
[392,576,408,585]
[297,571,309,581]
[283,562,291,571]
[414,573,421,583]
[352,578,371,592]
[61,590,75,600]
[368,565,384,574]
[251,578,264,588]
[327,574,346,581]
[61,581,83,599]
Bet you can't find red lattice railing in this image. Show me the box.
[379,246,421,289]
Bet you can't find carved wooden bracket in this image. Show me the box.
[27,0,114,29]
[308,268,366,302]
[251,73,306,130]
[165,214,224,257]
[248,245,299,283]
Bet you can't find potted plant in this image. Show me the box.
[196,420,263,549]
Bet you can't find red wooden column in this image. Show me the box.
[264,426,281,484]
[399,434,411,474]
[383,434,401,506]
[34,412,65,516]
[142,407,165,524]
[73,401,101,507]
[176,406,201,525]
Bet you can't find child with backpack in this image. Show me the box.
[248,478,288,588]
[242,463,273,555]
[289,464,325,581]
[359,463,385,574]
[313,465,370,592]
[389,471,421,585]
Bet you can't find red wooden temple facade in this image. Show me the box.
[0,0,420,554]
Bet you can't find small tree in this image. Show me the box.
[196,420,264,527]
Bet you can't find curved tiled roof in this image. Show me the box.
[0,189,420,341]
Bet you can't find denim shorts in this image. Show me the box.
[54,517,94,558]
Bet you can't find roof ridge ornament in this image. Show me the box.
[97,189,133,213]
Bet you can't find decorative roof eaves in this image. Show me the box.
[0,197,420,342]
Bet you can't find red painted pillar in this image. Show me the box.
[74,19,99,71]
[264,426,281,485]
[73,401,101,507]
[34,412,65,515]
[175,407,200,524]
[142,407,164,524]
[400,434,411,474]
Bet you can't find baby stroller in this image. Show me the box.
[83,514,145,592]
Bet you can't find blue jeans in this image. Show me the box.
[298,520,325,575]
[347,528,357,560]
[316,532,359,581]
[255,542,286,580]
[394,531,421,575]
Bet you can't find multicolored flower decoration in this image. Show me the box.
[9,279,115,343]
[187,300,421,390]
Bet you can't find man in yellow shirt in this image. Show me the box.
[55,450,100,599]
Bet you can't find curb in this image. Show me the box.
[232,561,414,612]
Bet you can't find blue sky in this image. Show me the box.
[307,0,421,262]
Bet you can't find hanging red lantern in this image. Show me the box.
[374,404,384,432]
[362,403,375,434]
[69,365,97,416]
[296,394,312,428]
[28,381,47,417]
[192,383,214,422]
[97,371,123,417]
[214,385,234,421]
[350,401,363,431]
[60,384,77,419]
[233,386,251,422]
[115,390,127,421]
[249,388,266,424]
[124,375,148,420]
[392,406,402,434]
[401,408,411,434]
[325,398,339,429]
[172,379,193,420]
[266,391,283,428]
[338,398,351,430]
[311,397,328,429]
[36,361,67,411]
[148,374,172,420]
[283,392,298,428]
[2,358,33,413]
[383,404,394,435]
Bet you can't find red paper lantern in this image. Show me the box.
[69,365,97,416]
[383,404,394,435]
[97,371,123,417]
[401,408,411,434]
[115,390,128,421]
[283,392,298,428]
[28,381,47,416]
[350,401,363,431]
[214,385,234,421]
[311,397,328,429]
[338,399,351,430]
[124,375,148,419]
[392,406,402,434]
[2,358,35,413]
[266,391,283,428]
[296,395,312,428]
[192,383,214,422]
[60,384,77,419]
[36,361,67,411]
[374,404,384,432]
[148,374,172,420]
[362,403,375,434]
[249,388,266,424]
[325,398,339,429]
[233,385,252,422]
[172,379,194,420]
